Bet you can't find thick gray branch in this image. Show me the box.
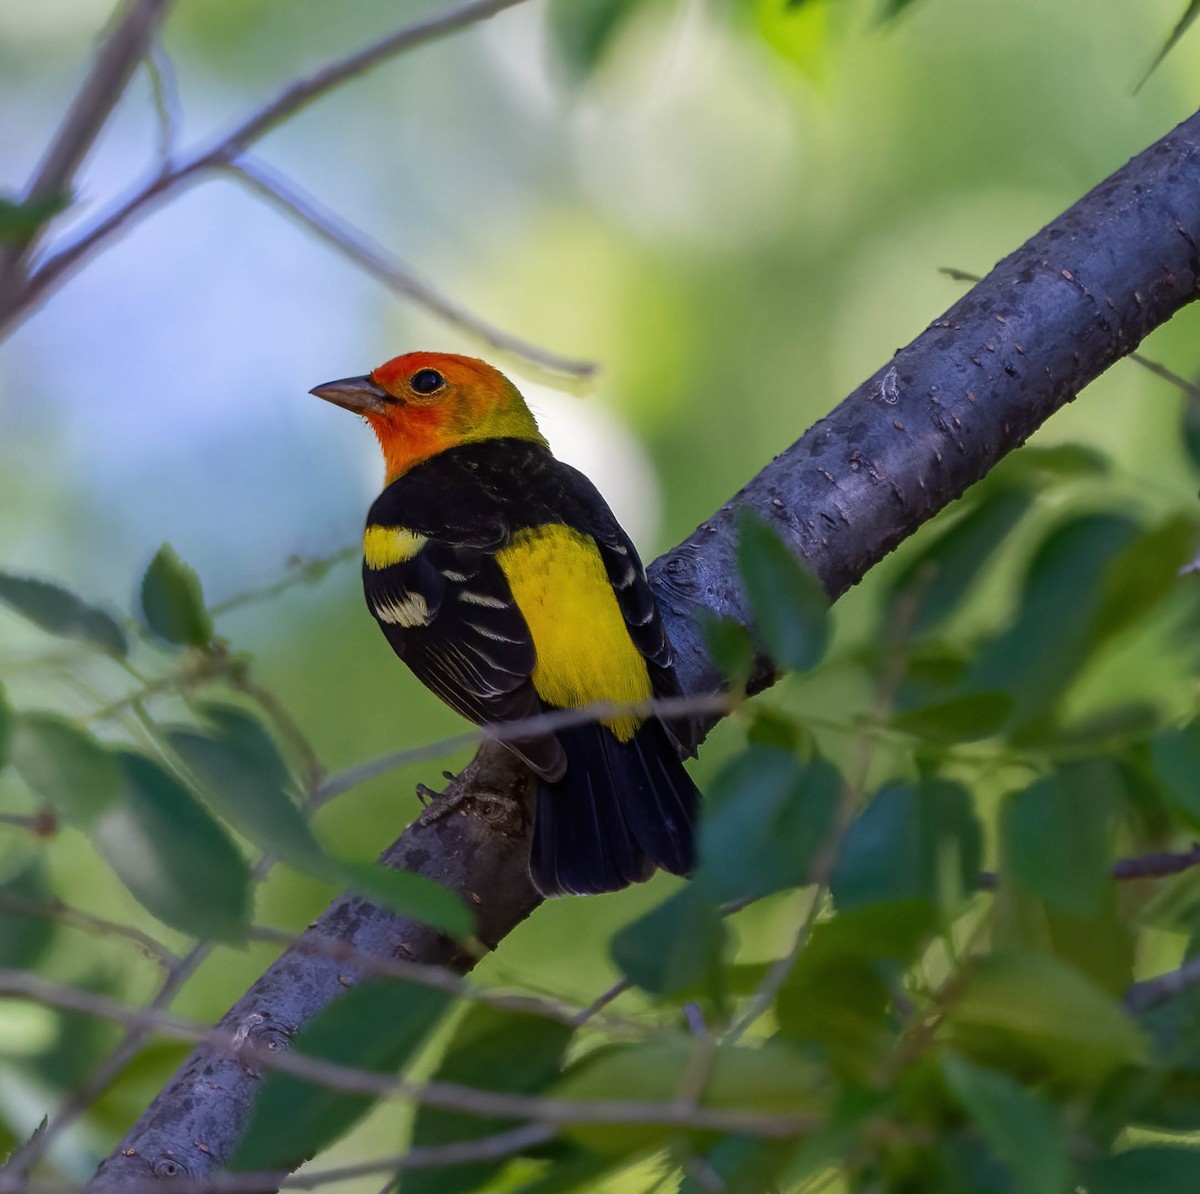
[89,109,1200,1189]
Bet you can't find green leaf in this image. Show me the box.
[698,610,756,689]
[832,779,981,914]
[1136,0,1200,91]
[0,857,55,968]
[171,708,473,938]
[893,691,1013,744]
[232,979,451,1172]
[1087,1146,1200,1193]
[965,512,1139,735]
[168,712,322,869]
[947,951,1146,1084]
[610,884,725,998]
[406,1006,573,1194]
[336,861,474,940]
[1152,720,1200,829]
[1090,515,1196,646]
[996,763,1132,993]
[941,1055,1071,1194]
[554,1037,825,1155]
[139,544,212,646]
[10,714,122,825]
[737,510,830,673]
[698,748,839,902]
[1002,767,1116,921]
[994,443,1112,483]
[93,752,251,943]
[547,0,642,83]
[777,901,936,1077]
[887,486,1032,635]
[0,191,69,246]
[0,571,127,656]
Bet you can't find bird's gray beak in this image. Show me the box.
[309,374,392,415]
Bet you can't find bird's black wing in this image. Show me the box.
[363,448,565,780]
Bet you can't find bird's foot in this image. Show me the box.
[417,784,522,828]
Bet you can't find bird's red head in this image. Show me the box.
[311,352,546,484]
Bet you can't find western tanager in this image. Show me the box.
[311,352,698,896]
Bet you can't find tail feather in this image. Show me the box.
[530,718,699,897]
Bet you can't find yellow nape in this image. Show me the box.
[497,525,651,741]
[364,525,428,570]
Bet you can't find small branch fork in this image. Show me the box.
[0,0,594,378]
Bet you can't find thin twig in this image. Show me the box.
[229,155,597,378]
[9,0,594,380]
[0,892,179,970]
[1129,351,1200,400]
[233,674,325,792]
[0,970,819,1138]
[0,941,210,1188]
[208,545,358,618]
[24,1124,554,1193]
[977,842,1200,890]
[143,34,182,169]
[0,812,55,835]
[314,692,733,807]
[725,585,923,1044]
[0,0,175,293]
[1126,956,1200,1014]
[575,976,632,1026]
[246,924,645,1036]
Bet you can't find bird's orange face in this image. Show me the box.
[311,351,546,483]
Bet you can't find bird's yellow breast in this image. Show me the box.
[496,525,651,741]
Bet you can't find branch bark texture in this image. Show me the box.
[89,110,1200,1188]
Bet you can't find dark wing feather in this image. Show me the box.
[364,533,565,781]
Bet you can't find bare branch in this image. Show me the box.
[0,0,175,289]
[2,0,594,383]
[228,155,597,379]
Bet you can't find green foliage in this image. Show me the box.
[610,883,726,997]
[0,857,55,969]
[940,1055,1071,1194]
[139,543,212,647]
[546,0,644,83]
[831,779,982,912]
[10,714,122,825]
[406,1006,573,1194]
[170,706,473,937]
[697,747,839,901]
[93,752,251,943]
[231,979,451,1172]
[737,509,831,673]
[0,570,127,656]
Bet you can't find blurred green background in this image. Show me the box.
[3,0,1200,1187]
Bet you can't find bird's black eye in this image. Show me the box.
[410,368,446,395]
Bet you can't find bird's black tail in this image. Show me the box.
[530,718,699,897]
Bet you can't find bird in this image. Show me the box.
[311,351,699,896]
